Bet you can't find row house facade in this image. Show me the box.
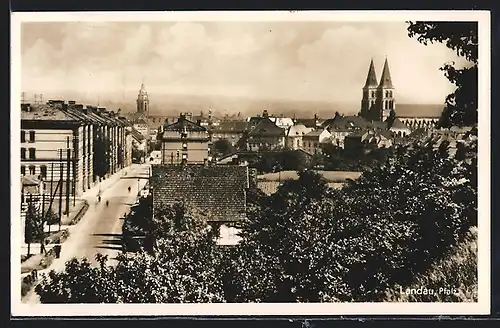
[20,100,129,197]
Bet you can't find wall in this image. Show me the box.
[162,140,209,164]
[21,127,86,196]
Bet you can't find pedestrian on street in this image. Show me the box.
[54,244,62,258]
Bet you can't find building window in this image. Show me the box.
[21,131,26,143]
[21,166,26,176]
[29,131,35,142]
[182,143,188,150]
[40,165,47,179]
[29,165,36,175]
[385,91,389,98]
[182,154,187,160]
[29,148,36,159]
[21,147,26,159]
[371,91,375,98]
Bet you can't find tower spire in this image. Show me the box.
[378,57,393,88]
[364,58,378,88]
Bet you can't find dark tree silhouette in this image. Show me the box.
[407,21,478,127]
[213,139,236,157]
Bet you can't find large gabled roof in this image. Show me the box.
[164,116,207,133]
[248,117,284,137]
[151,165,249,222]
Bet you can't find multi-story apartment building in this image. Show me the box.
[161,113,210,165]
[20,100,128,197]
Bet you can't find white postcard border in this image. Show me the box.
[10,10,491,316]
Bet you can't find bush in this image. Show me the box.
[21,276,34,297]
[45,229,70,244]
[384,227,478,302]
[231,136,477,302]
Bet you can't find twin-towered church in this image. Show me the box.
[359,57,396,123]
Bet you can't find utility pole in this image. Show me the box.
[48,162,54,233]
[72,135,77,206]
[58,150,63,231]
[65,137,71,216]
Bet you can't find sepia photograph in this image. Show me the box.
[11,10,490,316]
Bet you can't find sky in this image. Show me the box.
[20,21,467,106]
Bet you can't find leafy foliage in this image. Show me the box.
[24,201,44,255]
[384,227,478,302]
[35,132,477,303]
[251,150,312,173]
[229,132,477,302]
[36,202,226,303]
[320,143,393,171]
[407,22,478,127]
[213,139,236,158]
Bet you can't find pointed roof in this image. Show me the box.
[364,59,378,88]
[378,57,393,88]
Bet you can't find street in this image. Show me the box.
[22,163,151,304]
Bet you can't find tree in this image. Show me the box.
[36,202,226,303]
[231,136,477,302]
[24,199,44,256]
[213,139,236,157]
[407,22,478,127]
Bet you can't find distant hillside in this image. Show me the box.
[397,104,444,118]
[35,91,444,120]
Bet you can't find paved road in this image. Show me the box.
[80,164,150,266]
[22,163,151,304]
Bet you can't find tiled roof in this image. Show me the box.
[210,121,248,133]
[248,118,284,137]
[164,116,207,132]
[295,118,320,128]
[286,124,312,136]
[21,104,78,121]
[128,127,145,141]
[324,115,370,131]
[303,129,324,137]
[387,117,408,130]
[151,165,249,222]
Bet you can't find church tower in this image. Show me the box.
[375,57,395,122]
[360,59,378,119]
[136,82,149,113]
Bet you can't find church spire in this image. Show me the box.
[378,57,393,88]
[364,59,378,88]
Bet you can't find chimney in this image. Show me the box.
[165,118,169,125]
[262,110,269,118]
[68,100,76,106]
[196,119,202,126]
[179,113,186,122]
